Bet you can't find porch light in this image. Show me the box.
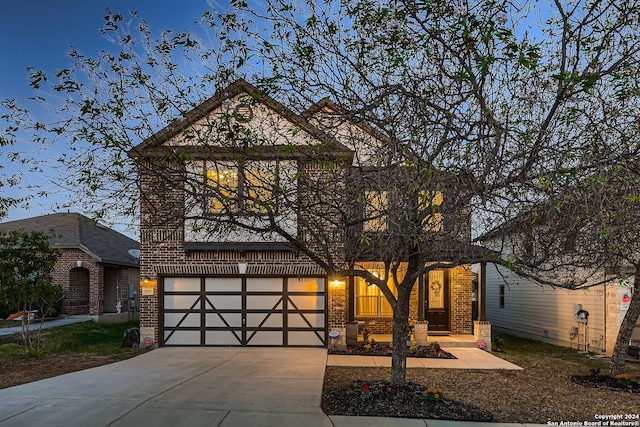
[238,262,248,275]
[329,279,346,288]
[140,276,157,295]
[75,260,83,268]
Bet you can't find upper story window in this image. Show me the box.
[420,190,443,231]
[205,161,278,215]
[363,190,388,231]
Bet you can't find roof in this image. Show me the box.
[0,213,140,267]
[128,79,353,158]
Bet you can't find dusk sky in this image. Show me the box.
[1,0,212,235]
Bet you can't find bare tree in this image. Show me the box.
[2,0,640,384]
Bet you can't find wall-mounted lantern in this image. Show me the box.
[75,260,83,268]
[140,276,157,296]
[329,278,346,289]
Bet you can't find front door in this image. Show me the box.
[424,269,450,332]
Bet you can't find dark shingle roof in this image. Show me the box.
[0,213,139,267]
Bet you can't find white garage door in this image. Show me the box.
[161,276,326,347]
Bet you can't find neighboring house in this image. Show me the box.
[131,80,484,347]
[0,213,140,320]
[485,263,639,355]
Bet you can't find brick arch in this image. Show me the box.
[66,267,90,315]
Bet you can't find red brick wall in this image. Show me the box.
[51,249,139,316]
[52,249,103,316]
[450,265,473,334]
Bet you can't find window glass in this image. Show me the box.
[207,165,237,213]
[420,190,443,231]
[364,191,388,231]
[354,270,399,317]
[244,163,275,213]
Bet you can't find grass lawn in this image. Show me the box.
[0,320,141,389]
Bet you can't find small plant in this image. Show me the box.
[615,373,632,387]
[425,387,444,402]
[493,336,505,352]
[589,367,601,377]
[360,384,372,400]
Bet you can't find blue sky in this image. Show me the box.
[1,0,211,235]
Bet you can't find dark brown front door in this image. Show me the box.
[424,269,450,331]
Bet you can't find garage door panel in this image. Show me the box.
[288,313,324,328]
[246,278,282,292]
[205,278,241,292]
[246,313,282,328]
[206,312,242,327]
[246,331,283,346]
[289,277,325,292]
[165,312,200,328]
[246,295,282,309]
[164,295,199,310]
[288,295,324,310]
[206,330,241,345]
[165,277,200,292]
[206,295,242,310]
[164,330,200,345]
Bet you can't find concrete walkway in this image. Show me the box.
[328,347,522,370]
[0,316,92,336]
[0,346,537,427]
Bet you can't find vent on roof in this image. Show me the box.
[128,249,141,259]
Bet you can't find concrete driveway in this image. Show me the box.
[0,347,331,427]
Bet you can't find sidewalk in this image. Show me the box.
[0,316,92,336]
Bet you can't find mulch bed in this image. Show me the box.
[328,342,456,359]
[322,380,492,421]
[571,374,640,393]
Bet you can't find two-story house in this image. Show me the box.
[131,79,483,347]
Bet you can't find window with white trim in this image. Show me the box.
[205,160,278,215]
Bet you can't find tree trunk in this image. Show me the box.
[390,284,411,386]
[609,271,640,376]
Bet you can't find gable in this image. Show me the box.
[130,79,352,160]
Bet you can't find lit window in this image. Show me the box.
[363,191,388,231]
[420,190,443,231]
[205,161,277,214]
[207,166,238,213]
[354,271,398,317]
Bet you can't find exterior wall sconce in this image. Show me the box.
[140,276,157,296]
[238,262,248,275]
[329,278,346,288]
[75,260,83,268]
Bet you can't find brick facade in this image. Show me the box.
[51,248,139,316]
[326,265,473,336]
